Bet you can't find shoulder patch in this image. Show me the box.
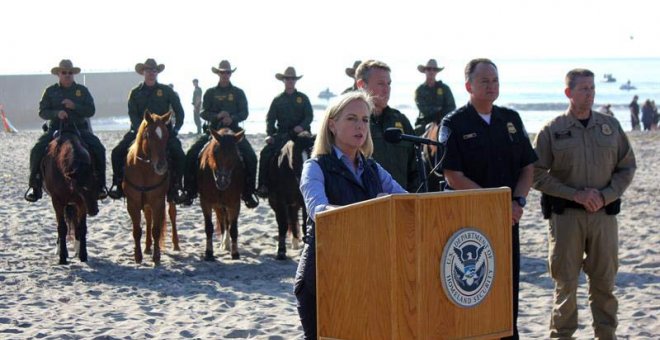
[439,126,452,144]
[601,123,612,136]
[156,89,163,97]
[296,96,303,104]
[75,89,82,97]
[436,88,444,96]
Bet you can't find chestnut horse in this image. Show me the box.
[266,131,315,260]
[124,111,180,266]
[42,125,100,264]
[198,128,245,261]
[421,122,444,192]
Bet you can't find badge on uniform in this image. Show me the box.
[439,126,451,144]
[507,122,517,134]
[228,94,234,101]
[601,123,613,136]
[216,95,225,101]
[75,89,82,97]
[395,121,403,129]
[296,97,303,104]
[463,132,477,140]
[157,89,163,97]
[436,88,444,96]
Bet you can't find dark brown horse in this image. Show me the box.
[42,126,99,264]
[421,122,444,192]
[198,128,245,261]
[124,111,180,266]
[266,131,315,260]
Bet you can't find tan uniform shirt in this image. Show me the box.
[533,111,636,204]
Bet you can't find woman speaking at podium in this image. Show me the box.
[295,91,407,339]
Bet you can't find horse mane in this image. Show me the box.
[127,119,148,166]
[199,137,218,170]
[278,141,295,170]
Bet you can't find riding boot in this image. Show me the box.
[256,158,269,198]
[107,174,124,199]
[24,172,43,203]
[182,160,197,206]
[242,172,259,209]
[96,169,108,200]
[170,174,187,205]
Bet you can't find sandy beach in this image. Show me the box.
[0,130,658,339]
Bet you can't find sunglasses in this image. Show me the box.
[219,71,231,75]
[144,68,159,73]
[60,71,74,75]
[284,77,297,81]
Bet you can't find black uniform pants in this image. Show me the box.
[29,129,106,188]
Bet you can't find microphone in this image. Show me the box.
[383,127,442,146]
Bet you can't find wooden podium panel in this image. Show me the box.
[316,188,512,340]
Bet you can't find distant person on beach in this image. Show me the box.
[413,58,456,135]
[629,95,640,130]
[533,68,636,339]
[255,66,313,198]
[341,60,361,94]
[653,100,659,130]
[107,58,187,203]
[356,59,419,192]
[181,60,259,208]
[25,59,107,202]
[600,103,615,117]
[192,78,202,134]
[295,91,406,339]
[439,58,537,339]
[641,99,655,131]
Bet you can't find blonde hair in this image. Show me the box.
[312,91,374,158]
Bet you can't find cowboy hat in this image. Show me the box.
[51,59,81,75]
[275,67,303,81]
[212,60,236,74]
[345,60,362,78]
[135,58,165,75]
[417,59,445,73]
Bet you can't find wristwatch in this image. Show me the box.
[512,196,527,208]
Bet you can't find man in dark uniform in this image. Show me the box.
[255,66,313,198]
[629,95,640,131]
[25,59,107,202]
[341,60,361,95]
[356,60,419,192]
[107,58,186,203]
[182,60,259,208]
[439,58,537,340]
[192,78,203,134]
[414,58,456,135]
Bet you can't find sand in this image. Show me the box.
[0,130,658,339]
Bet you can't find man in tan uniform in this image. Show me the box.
[533,68,636,339]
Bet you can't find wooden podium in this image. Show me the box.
[315,188,513,339]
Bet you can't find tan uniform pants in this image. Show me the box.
[548,208,619,340]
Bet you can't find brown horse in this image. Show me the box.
[198,128,245,261]
[266,131,315,260]
[42,126,99,264]
[124,111,180,266]
[421,122,445,192]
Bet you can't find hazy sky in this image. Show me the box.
[3,0,658,75]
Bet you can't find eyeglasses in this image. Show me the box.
[219,71,231,75]
[60,71,74,75]
[284,77,297,81]
[144,68,158,73]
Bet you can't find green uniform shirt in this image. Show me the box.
[200,83,248,131]
[39,82,95,130]
[414,80,456,127]
[266,90,313,136]
[192,85,202,107]
[128,82,184,132]
[533,111,636,204]
[370,106,419,192]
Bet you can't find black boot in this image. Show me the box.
[24,185,42,202]
[182,169,196,206]
[107,176,123,199]
[97,170,108,200]
[242,190,259,209]
[170,176,187,205]
[24,173,42,202]
[256,184,268,198]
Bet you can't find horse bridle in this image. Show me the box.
[125,126,169,192]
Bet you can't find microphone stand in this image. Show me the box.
[414,143,428,193]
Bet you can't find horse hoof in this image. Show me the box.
[275,253,287,261]
[59,259,68,265]
[231,253,240,260]
[144,248,152,255]
[204,251,215,261]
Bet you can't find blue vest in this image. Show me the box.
[295,153,382,295]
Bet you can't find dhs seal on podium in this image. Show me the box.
[440,227,495,308]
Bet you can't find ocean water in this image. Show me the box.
[90,57,660,134]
